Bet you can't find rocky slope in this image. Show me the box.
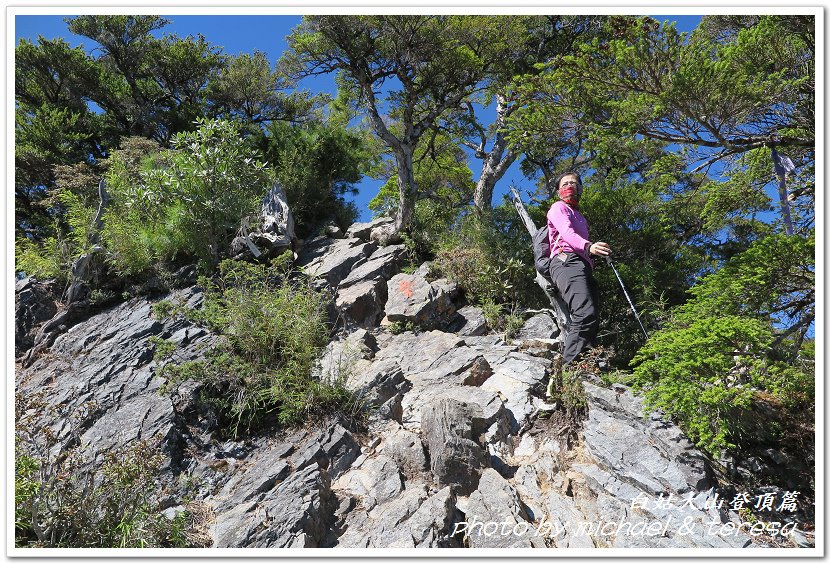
[15,217,810,550]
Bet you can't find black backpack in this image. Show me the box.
[532,225,552,277]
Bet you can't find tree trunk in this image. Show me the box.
[393,144,417,237]
[473,94,518,215]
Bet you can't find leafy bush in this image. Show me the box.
[158,257,358,435]
[434,214,533,308]
[98,119,271,276]
[628,234,815,455]
[15,236,69,281]
[388,320,417,335]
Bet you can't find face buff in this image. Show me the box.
[558,184,580,207]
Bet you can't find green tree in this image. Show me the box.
[440,16,604,214]
[369,131,474,253]
[256,119,374,236]
[510,16,814,234]
[67,16,226,145]
[15,16,227,239]
[207,50,318,126]
[283,15,521,242]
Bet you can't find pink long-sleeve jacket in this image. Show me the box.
[547,200,593,268]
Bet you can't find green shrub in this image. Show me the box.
[503,312,526,340]
[151,299,175,320]
[15,236,68,281]
[100,119,272,275]
[628,234,815,456]
[629,314,812,454]
[159,257,358,435]
[388,320,417,335]
[434,215,529,308]
[15,186,99,282]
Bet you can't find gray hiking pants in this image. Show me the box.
[548,252,600,365]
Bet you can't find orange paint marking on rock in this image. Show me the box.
[398,279,415,298]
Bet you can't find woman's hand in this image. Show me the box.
[588,241,612,256]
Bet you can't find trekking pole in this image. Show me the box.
[605,256,649,340]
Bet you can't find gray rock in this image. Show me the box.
[295,235,336,265]
[214,440,294,504]
[15,277,59,356]
[581,382,710,495]
[316,329,377,383]
[290,423,361,481]
[346,359,412,411]
[334,485,429,547]
[339,244,406,289]
[373,330,464,377]
[368,217,399,244]
[385,272,457,330]
[377,426,429,476]
[212,464,335,548]
[420,398,486,494]
[336,278,387,328]
[480,351,552,430]
[447,306,488,337]
[573,462,752,548]
[462,468,544,548]
[15,239,792,550]
[333,454,404,511]
[347,217,394,241]
[300,239,377,289]
[323,223,345,238]
[16,294,214,465]
[516,311,560,341]
[382,486,461,547]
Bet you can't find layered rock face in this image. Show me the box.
[16,217,781,550]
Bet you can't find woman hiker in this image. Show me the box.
[545,171,611,398]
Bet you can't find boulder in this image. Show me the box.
[516,311,560,341]
[332,454,404,511]
[461,468,544,548]
[15,293,214,465]
[316,329,377,383]
[377,426,429,476]
[347,217,394,241]
[289,423,362,481]
[581,382,710,495]
[381,486,461,547]
[420,398,486,495]
[338,244,406,289]
[212,464,335,548]
[336,278,388,328]
[299,239,377,289]
[384,272,458,330]
[334,485,430,547]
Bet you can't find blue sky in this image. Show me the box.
[15,14,704,221]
